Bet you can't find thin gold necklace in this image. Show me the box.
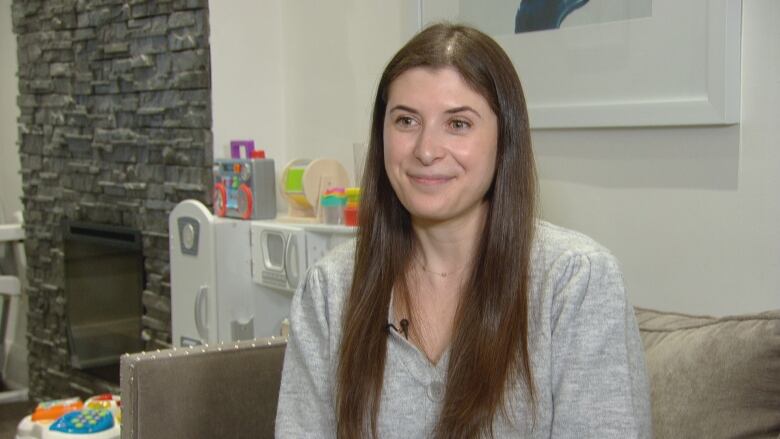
[418,260,466,278]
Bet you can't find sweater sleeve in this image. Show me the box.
[549,251,652,438]
[275,266,337,438]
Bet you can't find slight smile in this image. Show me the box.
[408,174,454,185]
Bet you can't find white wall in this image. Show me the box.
[1,0,21,220]
[0,0,27,389]
[279,1,414,173]
[211,1,777,316]
[210,0,287,167]
[535,0,780,315]
[210,0,418,186]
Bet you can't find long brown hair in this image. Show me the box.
[337,23,537,439]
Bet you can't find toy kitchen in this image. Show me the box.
[170,140,358,347]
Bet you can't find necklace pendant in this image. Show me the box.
[419,262,456,279]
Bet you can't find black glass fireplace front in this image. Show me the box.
[64,221,144,372]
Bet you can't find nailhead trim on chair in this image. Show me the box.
[120,335,288,439]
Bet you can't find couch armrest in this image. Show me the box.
[120,336,287,439]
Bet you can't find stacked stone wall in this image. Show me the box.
[11,0,212,399]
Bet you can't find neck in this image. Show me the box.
[411,201,487,276]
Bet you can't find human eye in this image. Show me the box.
[449,118,472,131]
[394,115,418,130]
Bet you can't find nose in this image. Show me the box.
[413,125,445,166]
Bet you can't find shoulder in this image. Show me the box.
[531,221,625,299]
[532,220,620,270]
[529,223,631,350]
[533,220,614,261]
[298,238,356,317]
[310,238,356,283]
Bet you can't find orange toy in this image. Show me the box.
[30,397,84,422]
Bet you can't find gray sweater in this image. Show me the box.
[275,221,652,438]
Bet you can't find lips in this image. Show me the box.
[408,173,454,185]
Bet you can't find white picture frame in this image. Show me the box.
[420,0,742,129]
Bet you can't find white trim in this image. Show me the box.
[0,387,28,404]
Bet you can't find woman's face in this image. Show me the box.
[383,66,498,224]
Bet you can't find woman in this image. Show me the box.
[276,23,651,438]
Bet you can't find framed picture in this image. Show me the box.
[420,0,742,128]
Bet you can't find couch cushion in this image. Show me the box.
[636,307,780,439]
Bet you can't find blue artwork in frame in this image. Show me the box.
[455,0,653,37]
[515,0,590,33]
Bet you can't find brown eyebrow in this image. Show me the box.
[387,105,482,119]
[387,105,419,115]
[445,106,482,119]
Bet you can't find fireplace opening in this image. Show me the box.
[64,221,145,383]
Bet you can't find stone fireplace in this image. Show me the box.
[12,0,213,399]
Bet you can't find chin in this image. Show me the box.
[408,210,450,223]
[405,198,489,225]
[401,197,447,217]
[405,203,465,224]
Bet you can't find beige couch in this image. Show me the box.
[120,308,780,439]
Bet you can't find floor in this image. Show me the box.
[0,400,33,439]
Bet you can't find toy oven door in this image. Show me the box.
[259,226,306,292]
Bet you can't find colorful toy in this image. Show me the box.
[320,187,347,225]
[48,409,114,435]
[29,398,83,423]
[16,394,121,439]
[213,140,277,220]
[279,158,349,222]
[344,187,361,226]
